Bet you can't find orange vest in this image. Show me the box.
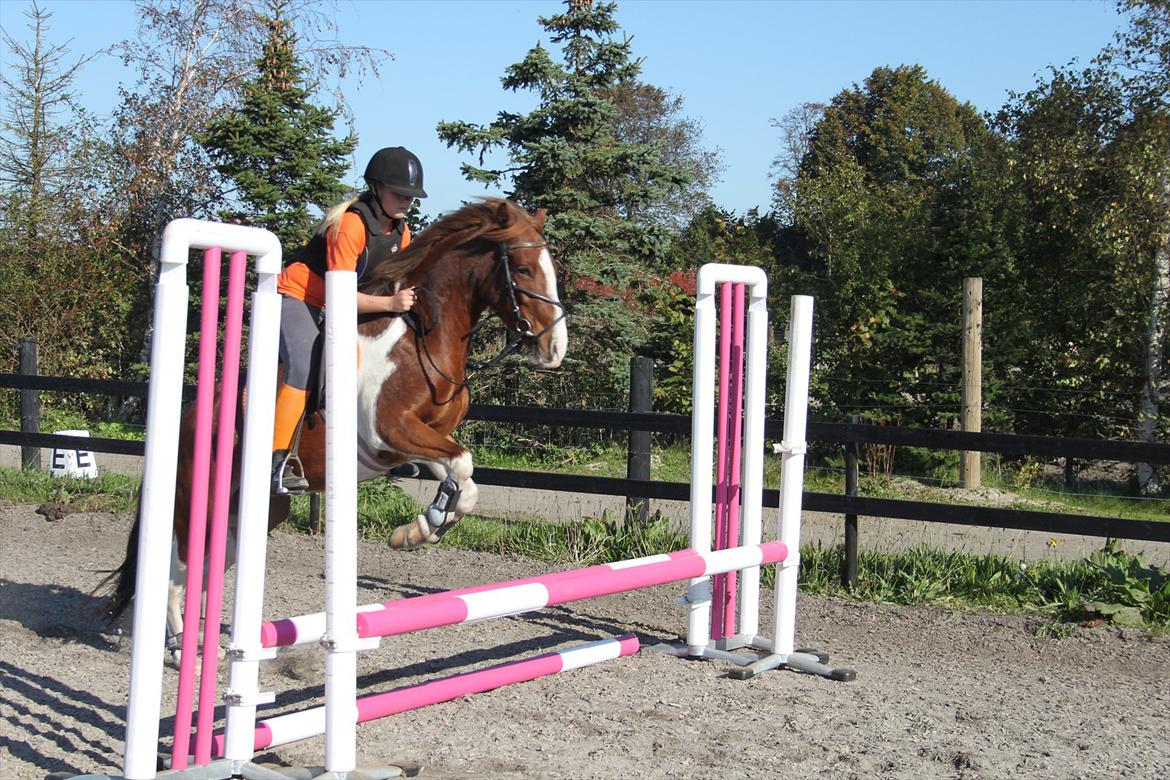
[278,203,412,308]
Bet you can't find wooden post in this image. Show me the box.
[19,337,41,469]
[625,355,653,527]
[311,493,322,536]
[960,278,982,488]
[843,414,859,588]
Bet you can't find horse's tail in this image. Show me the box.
[92,491,143,621]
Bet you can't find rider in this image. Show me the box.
[271,146,427,494]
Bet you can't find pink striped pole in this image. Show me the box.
[172,248,222,769]
[723,283,746,637]
[260,550,696,649]
[711,283,733,640]
[192,250,247,765]
[357,542,786,640]
[211,635,639,756]
[711,283,746,641]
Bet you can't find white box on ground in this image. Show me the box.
[49,429,99,479]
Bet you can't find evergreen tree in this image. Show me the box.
[198,0,356,248]
[437,0,691,400]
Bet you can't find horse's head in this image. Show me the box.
[484,202,567,369]
[366,198,567,370]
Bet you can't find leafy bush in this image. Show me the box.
[1079,540,1170,628]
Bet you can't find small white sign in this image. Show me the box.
[49,429,99,479]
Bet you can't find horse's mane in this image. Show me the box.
[362,197,538,293]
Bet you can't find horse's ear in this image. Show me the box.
[534,208,547,231]
[496,200,512,227]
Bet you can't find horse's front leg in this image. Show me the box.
[382,416,478,550]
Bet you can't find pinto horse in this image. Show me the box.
[102,198,568,656]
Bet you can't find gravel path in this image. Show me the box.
[1,503,1168,780]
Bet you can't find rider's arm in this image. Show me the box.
[357,288,415,314]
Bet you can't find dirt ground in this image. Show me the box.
[2,502,1169,780]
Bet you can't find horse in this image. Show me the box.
[100,198,568,659]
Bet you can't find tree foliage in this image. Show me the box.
[198,0,356,248]
[994,0,1169,490]
[438,0,696,401]
[0,3,137,421]
[787,65,1007,429]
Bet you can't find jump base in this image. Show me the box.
[69,759,414,780]
[649,635,856,682]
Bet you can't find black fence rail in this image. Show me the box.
[4,374,1169,563]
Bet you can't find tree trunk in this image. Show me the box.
[1135,168,1170,495]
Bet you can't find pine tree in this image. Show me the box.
[438,0,690,400]
[198,0,355,248]
[439,0,688,279]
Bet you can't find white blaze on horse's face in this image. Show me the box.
[530,246,567,369]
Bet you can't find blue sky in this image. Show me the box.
[3,0,1123,218]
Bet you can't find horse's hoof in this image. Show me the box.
[389,516,429,550]
[390,513,458,550]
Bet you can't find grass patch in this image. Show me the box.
[799,541,1169,630]
[0,467,139,513]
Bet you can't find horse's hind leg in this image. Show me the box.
[166,538,186,666]
[166,531,236,667]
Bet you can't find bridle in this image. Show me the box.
[486,241,566,356]
[416,240,566,388]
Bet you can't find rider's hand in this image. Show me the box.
[385,286,417,313]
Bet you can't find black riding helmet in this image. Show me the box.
[364,146,427,199]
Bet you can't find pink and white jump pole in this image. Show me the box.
[211,635,640,756]
[260,549,697,649]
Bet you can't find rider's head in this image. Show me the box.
[364,147,427,198]
[364,147,427,219]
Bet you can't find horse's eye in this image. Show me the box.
[515,266,533,277]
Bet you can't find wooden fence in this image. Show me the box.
[3,368,1169,587]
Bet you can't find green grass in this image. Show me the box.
[4,410,148,441]
[0,467,139,513]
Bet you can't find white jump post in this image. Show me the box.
[659,263,853,681]
[121,219,283,780]
[322,269,359,777]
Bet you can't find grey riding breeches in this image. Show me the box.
[279,295,323,391]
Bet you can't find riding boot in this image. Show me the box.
[272,384,310,495]
[272,449,309,495]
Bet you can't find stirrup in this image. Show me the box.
[273,451,309,495]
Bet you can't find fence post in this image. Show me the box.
[19,337,41,469]
[843,414,859,588]
[625,355,653,526]
[960,277,983,488]
[310,493,322,536]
